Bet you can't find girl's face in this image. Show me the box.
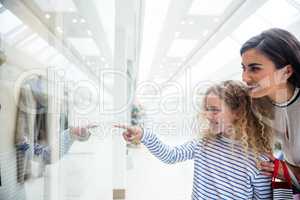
[241,49,290,98]
[204,93,237,135]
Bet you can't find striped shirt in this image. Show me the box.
[141,129,272,200]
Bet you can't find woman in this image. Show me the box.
[115,80,273,199]
[240,28,300,191]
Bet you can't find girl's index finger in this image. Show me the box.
[113,124,130,130]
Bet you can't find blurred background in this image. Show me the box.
[0,0,300,199]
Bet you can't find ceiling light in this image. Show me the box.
[56,26,63,34]
[87,30,92,36]
[189,21,194,25]
[68,7,76,12]
[180,20,186,24]
[189,0,233,15]
[167,39,198,57]
[202,29,209,36]
[45,14,51,19]
[72,18,77,23]
[80,18,86,23]
[101,57,105,61]
[213,18,220,23]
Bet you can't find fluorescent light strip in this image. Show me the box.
[138,0,172,84]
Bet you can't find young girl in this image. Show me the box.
[115,80,273,199]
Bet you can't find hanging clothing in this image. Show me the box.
[14,76,73,183]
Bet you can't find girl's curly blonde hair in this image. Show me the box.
[199,80,273,158]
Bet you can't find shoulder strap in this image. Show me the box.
[281,160,292,186]
[272,159,280,182]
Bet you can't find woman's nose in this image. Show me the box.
[242,70,251,83]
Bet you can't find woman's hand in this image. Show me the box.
[260,153,300,182]
[113,124,143,144]
[259,154,284,178]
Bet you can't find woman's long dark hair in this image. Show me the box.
[240,28,300,87]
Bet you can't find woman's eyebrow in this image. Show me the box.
[248,63,263,67]
[241,63,263,67]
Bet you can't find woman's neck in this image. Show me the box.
[268,83,295,104]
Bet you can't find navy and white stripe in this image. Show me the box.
[273,188,293,199]
[141,129,272,200]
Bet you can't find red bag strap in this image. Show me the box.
[272,159,292,186]
[272,159,280,182]
[280,160,292,186]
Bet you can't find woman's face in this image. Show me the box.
[241,49,289,98]
[204,93,237,135]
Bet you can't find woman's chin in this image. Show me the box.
[249,88,268,98]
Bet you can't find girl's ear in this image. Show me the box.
[232,109,242,121]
